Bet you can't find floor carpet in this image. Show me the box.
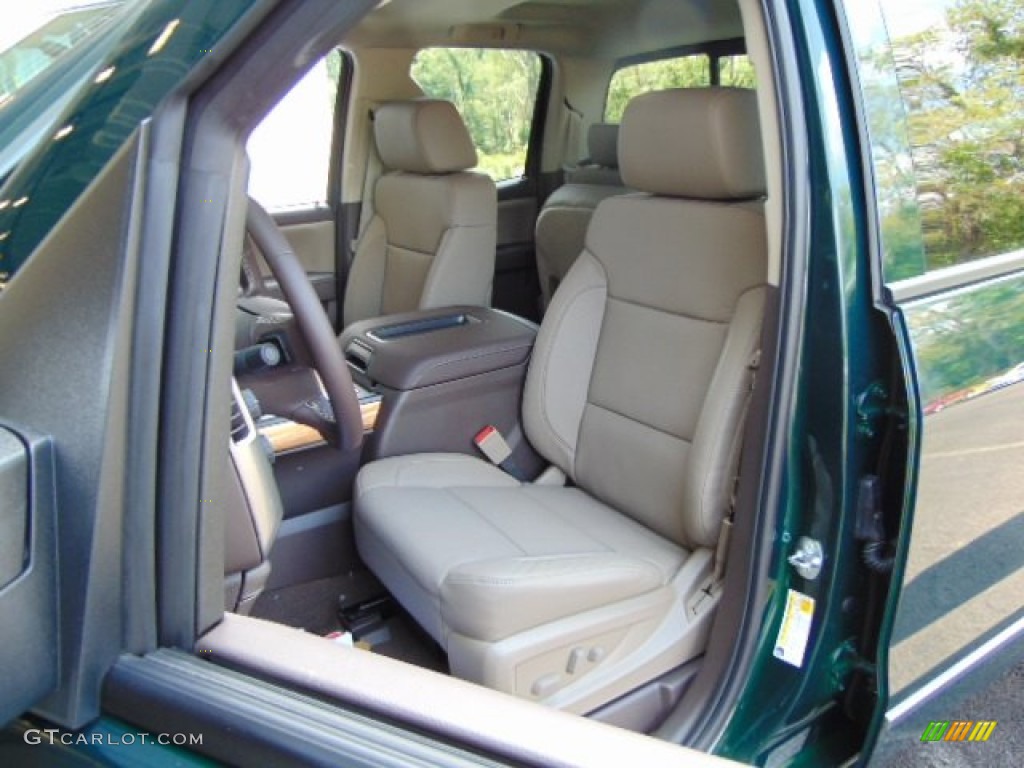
[251,571,448,673]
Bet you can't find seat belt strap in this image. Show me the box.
[562,98,584,169]
[350,107,381,257]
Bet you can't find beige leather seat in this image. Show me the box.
[535,123,628,307]
[354,88,767,714]
[343,99,497,327]
[566,122,623,186]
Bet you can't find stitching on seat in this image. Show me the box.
[585,400,693,443]
[694,285,763,545]
[516,487,611,554]
[448,488,528,556]
[535,259,607,462]
[445,562,655,588]
[392,455,505,487]
[604,293,729,325]
[520,486,679,579]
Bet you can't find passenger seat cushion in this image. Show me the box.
[354,455,687,646]
[356,453,519,496]
[441,553,664,642]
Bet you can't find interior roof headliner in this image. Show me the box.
[343,0,744,59]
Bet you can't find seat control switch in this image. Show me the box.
[531,673,561,698]
[566,647,587,674]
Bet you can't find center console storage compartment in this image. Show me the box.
[340,306,543,475]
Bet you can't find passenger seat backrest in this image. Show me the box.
[343,99,497,327]
[534,123,627,308]
[523,88,767,550]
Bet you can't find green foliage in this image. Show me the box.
[888,0,1024,270]
[604,55,710,122]
[325,49,343,109]
[411,48,540,181]
[720,55,756,88]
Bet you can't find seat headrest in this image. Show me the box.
[374,99,478,174]
[587,123,619,168]
[619,88,765,200]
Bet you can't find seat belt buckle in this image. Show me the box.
[475,425,529,481]
[474,425,513,466]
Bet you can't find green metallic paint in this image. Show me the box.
[0,0,258,284]
[716,0,913,764]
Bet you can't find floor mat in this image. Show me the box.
[251,571,381,635]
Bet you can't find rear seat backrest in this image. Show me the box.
[534,123,628,308]
[566,123,623,186]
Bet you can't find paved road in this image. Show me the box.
[878,383,1023,766]
[876,658,1024,767]
[889,384,1023,692]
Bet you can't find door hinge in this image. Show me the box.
[830,639,875,693]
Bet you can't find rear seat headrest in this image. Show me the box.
[619,88,765,200]
[587,123,619,168]
[374,99,477,174]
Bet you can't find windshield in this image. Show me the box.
[0,2,125,104]
[0,1,130,187]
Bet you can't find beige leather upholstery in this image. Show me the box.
[565,123,623,186]
[619,88,765,199]
[343,100,497,327]
[354,88,767,712]
[535,123,627,306]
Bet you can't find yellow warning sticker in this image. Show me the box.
[773,589,815,668]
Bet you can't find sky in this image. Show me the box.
[883,0,955,37]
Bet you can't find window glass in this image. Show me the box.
[719,54,756,87]
[848,2,1024,707]
[247,51,342,210]
[411,48,542,183]
[605,55,710,122]
[0,1,125,102]
[866,0,1024,279]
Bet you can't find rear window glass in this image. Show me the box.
[605,55,711,122]
[411,48,542,182]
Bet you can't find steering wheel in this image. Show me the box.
[245,198,363,452]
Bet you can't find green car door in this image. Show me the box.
[842,0,1024,763]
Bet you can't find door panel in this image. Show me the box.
[841,1,1024,754]
[277,215,337,321]
[252,213,338,323]
[278,217,335,274]
[0,428,58,725]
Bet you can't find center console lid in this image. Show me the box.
[340,306,537,391]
